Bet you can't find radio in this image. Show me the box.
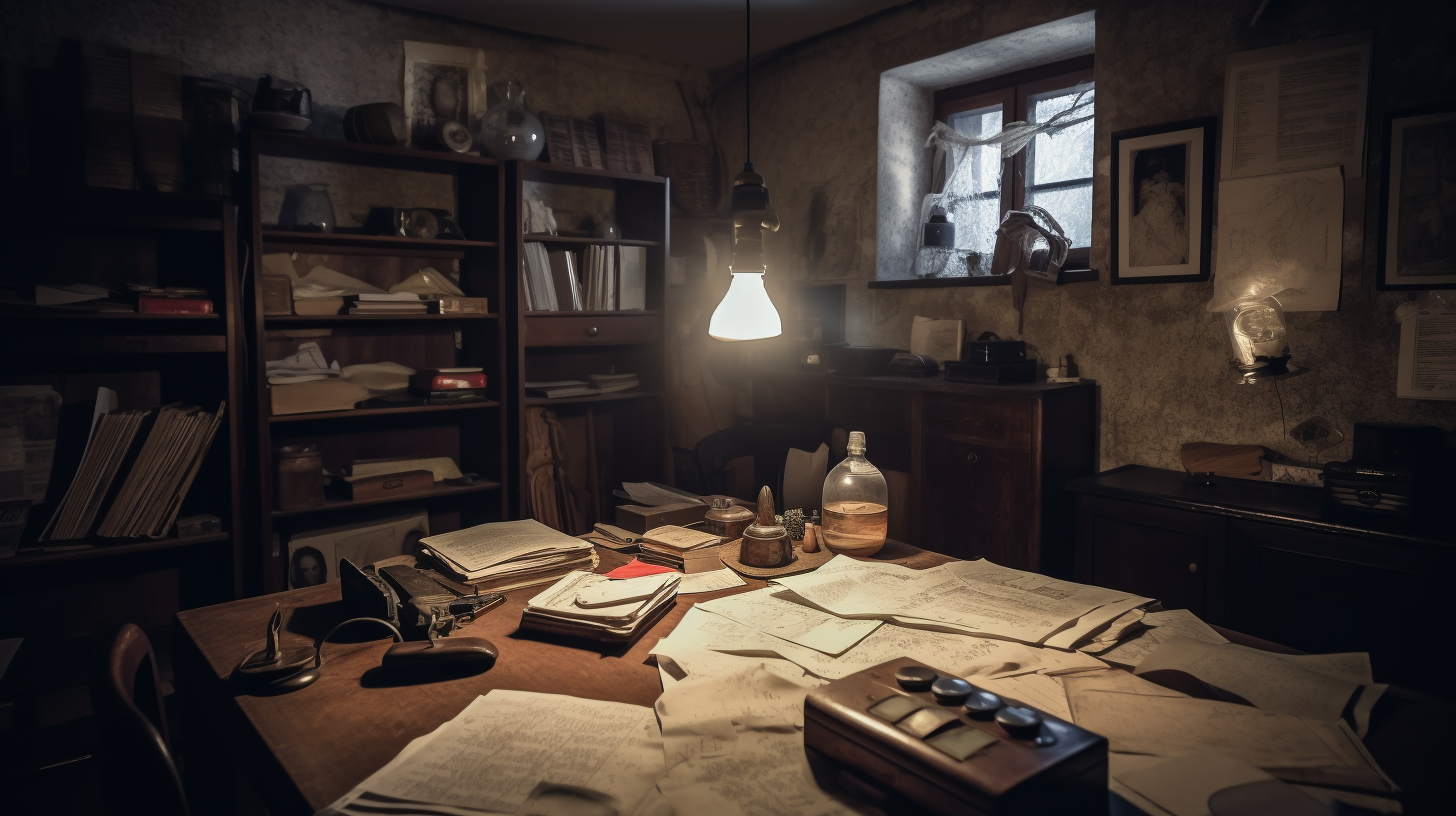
[804,657,1107,815]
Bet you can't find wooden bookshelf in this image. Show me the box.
[244,132,509,594]
[505,161,670,530]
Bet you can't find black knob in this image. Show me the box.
[963,690,1003,718]
[586,326,599,337]
[966,452,979,464]
[894,665,937,692]
[931,676,973,705]
[996,706,1043,738]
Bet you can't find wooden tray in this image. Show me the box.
[720,539,833,578]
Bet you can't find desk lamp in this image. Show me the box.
[709,0,783,341]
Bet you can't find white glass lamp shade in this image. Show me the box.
[709,272,782,341]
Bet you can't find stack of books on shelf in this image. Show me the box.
[43,400,225,541]
[418,518,598,594]
[348,293,427,315]
[410,367,490,405]
[521,242,646,311]
[524,372,637,400]
[635,525,723,572]
[519,570,678,642]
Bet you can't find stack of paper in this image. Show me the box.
[521,242,558,311]
[520,569,679,641]
[636,525,721,571]
[419,518,597,593]
[588,372,638,393]
[319,690,665,816]
[348,292,427,314]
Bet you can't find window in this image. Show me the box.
[935,56,1094,270]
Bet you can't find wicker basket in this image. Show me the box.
[653,140,720,217]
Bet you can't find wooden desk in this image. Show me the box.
[173,541,950,815]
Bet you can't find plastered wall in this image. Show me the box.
[706,0,1456,471]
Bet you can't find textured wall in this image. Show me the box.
[0,0,708,151]
[708,0,1456,471]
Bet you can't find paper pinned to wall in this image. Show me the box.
[1211,166,1344,312]
[1397,302,1456,400]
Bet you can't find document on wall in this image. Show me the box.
[1211,166,1344,312]
[318,690,664,816]
[1397,303,1456,400]
[696,587,882,655]
[770,556,1117,644]
[1221,32,1372,179]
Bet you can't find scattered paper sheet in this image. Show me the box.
[319,690,664,815]
[1062,668,1189,720]
[1134,637,1361,723]
[697,587,882,655]
[1116,753,1282,816]
[1397,305,1456,400]
[420,519,591,578]
[1211,167,1345,312]
[1098,609,1227,667]
[653,643,813,693]
[968,672,1075,722]
[771,556,1118,644]
[944,559,1151,649]
[678,567,747,595]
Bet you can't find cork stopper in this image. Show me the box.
[848,431,866,454]
[755,485,776,526]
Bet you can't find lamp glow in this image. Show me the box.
[709,272,781,341]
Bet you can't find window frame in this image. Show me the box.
[934,56,1094,269]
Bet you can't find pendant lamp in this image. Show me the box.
[709,0,783,342]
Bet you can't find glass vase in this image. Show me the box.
[479,81,545,161]
[820,431,889,556]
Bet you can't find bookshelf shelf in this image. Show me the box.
[43,336,229,354]
[270,480,502,519]
[268,401,501,423]
[523,234,661,247]
[265,313,498,325]
[524,310,660,318]
[523,390,662,406]
[253,131,500,169]
[0,532,231,570]
[260,230,497,251]
[2,312,221,321]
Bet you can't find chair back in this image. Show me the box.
[95,623,188,816]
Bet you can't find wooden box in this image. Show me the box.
[342,470,434,501]
[614,501,706,533]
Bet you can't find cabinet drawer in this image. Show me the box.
[921,393,1033,450]
[525,315,659,347]
[826,385,910,431]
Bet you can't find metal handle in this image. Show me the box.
[586,326,599,337]
[1188,563,1198,573]
[966,452,979,464]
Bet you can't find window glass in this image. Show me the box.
[945,104,1003,260]
[1026,85,1094,248]
[1028,182,1092,249]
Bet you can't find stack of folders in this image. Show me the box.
[520,243,647,312]
[588,372,638,393]
[520,570,679,642]
[44,403,225,540]
[348,293,427,314]
[524,373,637,399]
[635,525,723,573]
[418,518,598,594]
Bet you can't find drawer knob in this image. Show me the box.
[586,326,599,337]
[1188,563,1198,573]
[966,452,979,464]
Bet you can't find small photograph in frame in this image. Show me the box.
[1379,107,1456,290]
[1111,118,1215,284]
[403,41,487,150]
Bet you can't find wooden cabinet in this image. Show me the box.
[755,373,1096,575]
[1072,466,1453,695]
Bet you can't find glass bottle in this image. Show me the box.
[820,431,889,555]
[479,80,545,161]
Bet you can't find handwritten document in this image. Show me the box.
[1221,32,1371,179]
[1097,609,1227,668]
[319,690,664,815]
[1212,166,1345,312]
[527,570,677,624]
[697,587,882,655]
[678,567,748,595]
[419,518,590,577]
[943,559,1149,649]
[771,556,1111,644]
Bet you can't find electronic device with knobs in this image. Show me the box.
[804,656,1107,815]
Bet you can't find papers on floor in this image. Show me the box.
[697,587,882,655]
[677,567,746,595]
[520,569,678,640]
[771,555,1144,646]
[1094,608,1227,667]
[318,690,664,816]
[419,518,596,591]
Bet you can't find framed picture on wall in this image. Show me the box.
[1110,118,1216,284]
[1379,107,1456,290]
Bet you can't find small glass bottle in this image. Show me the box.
[820,431,889,555]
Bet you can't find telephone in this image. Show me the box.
[804,657,1107,815]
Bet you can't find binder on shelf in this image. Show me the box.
[548,249,583,310]
[618,246,646,311]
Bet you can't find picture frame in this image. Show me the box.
[1110,117,1215,284]
[1378,106,1456,290]
[402,41,487,150]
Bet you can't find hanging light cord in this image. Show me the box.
[744,0,752,166]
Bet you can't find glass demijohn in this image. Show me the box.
[820,431,889,556]
[479,80,545,161]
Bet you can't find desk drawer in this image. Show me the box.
[525,314,659,347]
[827,385,910,431]
[922,392,1033,450]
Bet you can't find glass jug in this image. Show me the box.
[479,80,545,161]
[820,431,889,555]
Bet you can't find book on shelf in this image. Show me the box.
[524,381,598,399]
[617,246,646,310]
[293,297,344,315]
[412,368,486,391]
[42,399,225,541]
[547,249,583,310]
[270,380,370,416]
[522,242,559,312]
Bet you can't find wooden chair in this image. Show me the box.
[94,623,188,816]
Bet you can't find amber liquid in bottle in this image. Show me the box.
[820,500,889,554]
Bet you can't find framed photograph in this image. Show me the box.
[1379,107,1456,290]
[1111,118,1215,284]
[403,41,487,150]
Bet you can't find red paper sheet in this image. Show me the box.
[604,559,678,579]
